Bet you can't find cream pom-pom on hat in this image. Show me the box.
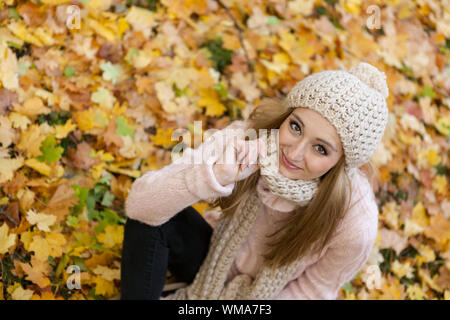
[285,61,390,172]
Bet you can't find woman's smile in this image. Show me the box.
[281,150,302,170]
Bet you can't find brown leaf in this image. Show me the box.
[103,119,124,150]
[18,2,46,27]
[97,42,123,64]
[0,88,19,115]
[0,201,20,228]
[435,266,450,291]
[42,183,79,224]
[424,213,450,248]
[67,141,102,170]
[18,256,52,288]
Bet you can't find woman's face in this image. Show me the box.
[278,107,344,180]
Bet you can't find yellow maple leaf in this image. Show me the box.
[0,42,19,90]
[427,149,441,166]
[416,244,436,266]
[9,112,31,130]
[54,119,76,139]
[20,230,37,251]
[117,17,130,38]
[92,265,120,281]
[32,291,64,300]
[29,236,50,261]
[29,232,67,261]
[33,26,56,46]
[96,225,124,249]
[197,89,227,117]
[125,5,157,38]
[0,223,16,254]
[432,175,447,195]
[151,127,177,149]
[73,109,97,131]
[24,158,52,176]
[424,213,450,249]
[0,156,24,184]
[406,283,426,300]
[380,201,400,230]
[14,97,50,117]
[7,21,43,47]
[85,18,117,43]
[9,284,34,300]
[17,124,46,158]
[411,202,430,227]
[339,0,363,15]
[278,31,315,63]
[26,209,57,232]
[391,260,414,279]
[434,116,450,136]
[377,276,405,300]
[92,275,116,297]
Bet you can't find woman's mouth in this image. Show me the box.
[281,151,302,170]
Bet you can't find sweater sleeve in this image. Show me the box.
[124,148,235,226]
[124,119,249,226]
[274,226,376,300]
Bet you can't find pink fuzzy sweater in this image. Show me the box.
[124,123,379,300]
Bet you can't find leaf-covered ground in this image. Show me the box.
[0,0,449,300]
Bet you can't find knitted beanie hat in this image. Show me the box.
[286,62,390,172]
[257,62,389,205]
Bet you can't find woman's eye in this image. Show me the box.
[289,120,328,156]
[316,145,327,156]
[289,121,301,133]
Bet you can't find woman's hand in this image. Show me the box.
[213,137,263,186]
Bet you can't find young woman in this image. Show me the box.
[120,62,389,300]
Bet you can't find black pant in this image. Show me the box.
[120,206,213,300]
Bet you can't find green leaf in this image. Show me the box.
[419,84,436,99]
[125,48,140,65]
[18,62,28,76]
[101,191,115,207]
[6,41,22,49]
[71,184,89,215]
[55,254,70,278]
[267,16,279,25]
[115,117,135,139]
[173,83,188,97]
[98,171,113,186]
[100,61,121,84]
[70,256,88,272]
[199,39,233,74]
[213,83,228,99]
[343,282,353,292]
[48,256,56,267]
[37,110,71,126]
[64,66,75,78]
[66,215,79,228]
[37,136,64,164]
[8,7,21,20]
[86,193,101,221]
[94,209,120,235]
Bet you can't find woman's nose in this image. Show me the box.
[286,142,306,163]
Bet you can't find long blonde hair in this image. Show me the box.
[210,97,375,271]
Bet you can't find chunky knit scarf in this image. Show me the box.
[163,132,322,300]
